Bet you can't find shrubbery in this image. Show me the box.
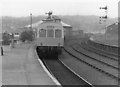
[2,32,11,45]
[20,30,34,42]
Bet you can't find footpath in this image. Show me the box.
[2,43,56,85]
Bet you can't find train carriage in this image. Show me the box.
[25,11,72,58]
[35,12,64,58]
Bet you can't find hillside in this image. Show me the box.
[1,15,117,33]
[1,16,45,33]
[60,15,117,33]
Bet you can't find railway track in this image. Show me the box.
[36,48,94,86]
[72,44,119,70]
[64,47,119,81]
[80,42,118,61]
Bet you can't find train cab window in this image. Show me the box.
[55,29,62,38]
[47,29,54,37]
[39,29,46,37]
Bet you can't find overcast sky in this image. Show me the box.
[0,0,119,18]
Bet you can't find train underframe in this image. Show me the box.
[37,46,63,59]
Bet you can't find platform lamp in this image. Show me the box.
[30,13,35,40]
[30,13,32,29]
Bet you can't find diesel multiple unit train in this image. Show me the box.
[34,12,71,57]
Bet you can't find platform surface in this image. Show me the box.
[2,43,56,85]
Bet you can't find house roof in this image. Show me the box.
[25,21,43,28]
[61,21,71,27]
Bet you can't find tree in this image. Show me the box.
[2,32,11,45]
[20,30,34,42]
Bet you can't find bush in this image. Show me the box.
[2,32,11,45]
[20,30,34,42]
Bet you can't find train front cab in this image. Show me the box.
[36,25,64,58]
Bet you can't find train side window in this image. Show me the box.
[39,29,46,37]
[47,29,54,37]
[55,29,62,38]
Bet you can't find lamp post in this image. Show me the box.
[30,13,36,41]
[30,13,32,29]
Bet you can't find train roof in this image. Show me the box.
[25,15,72,28]
[25,20,72,28]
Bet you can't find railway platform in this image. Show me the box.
[2,43,57,85]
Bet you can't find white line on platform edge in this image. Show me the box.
[37,59,61,86]
[34,48,61,86]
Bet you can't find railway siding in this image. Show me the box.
[38,57,91,85]
[80,41,118,61]
[59,50,118,85]
[73,44,118,69]
[64,47,119,80]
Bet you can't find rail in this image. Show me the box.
[37,47,93,86]
[64,47,120,81]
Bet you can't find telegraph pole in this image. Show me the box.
[30,13,35,40]
[30,13,32,29]
[99,6,108,40]
[99,6,108,30]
